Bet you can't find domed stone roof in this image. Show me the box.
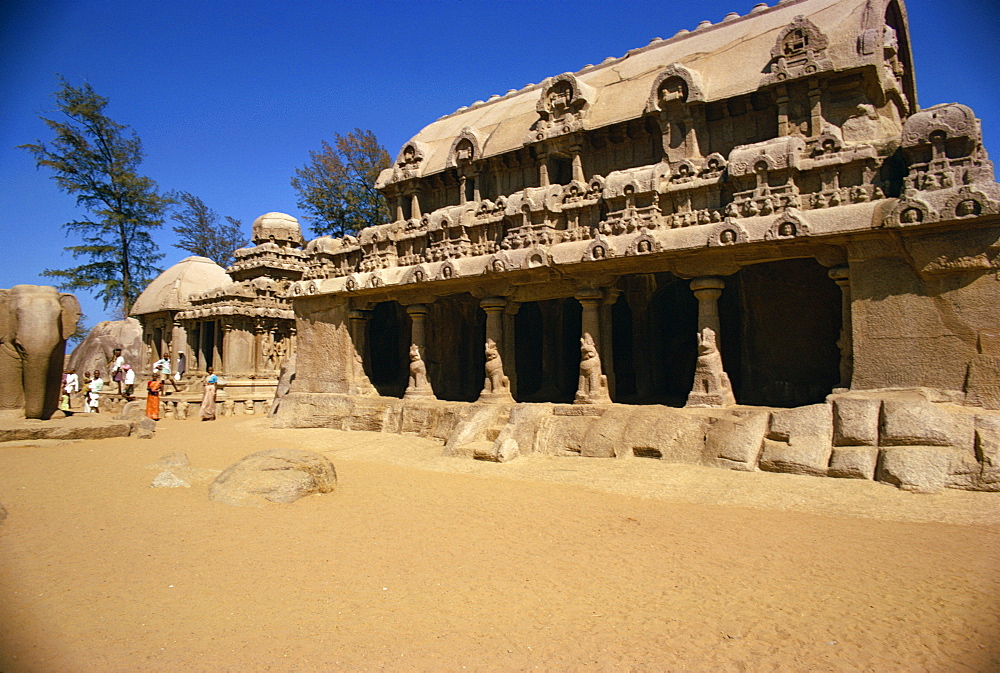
[252,212,304,247]
[130,256,231,315]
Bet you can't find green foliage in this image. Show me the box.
[169,191,247,268]
[291,129,391,238]
[20,76,170,314]
[67,313,90,347]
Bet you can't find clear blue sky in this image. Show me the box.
[2,0,998,327]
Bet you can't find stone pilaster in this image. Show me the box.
[690,277,725,344]
[403,304,434,399]
[828,265,853,391]
[574,288,612,404]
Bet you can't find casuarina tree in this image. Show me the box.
[20,76,170,314]
[169,191,247,268]
[291,129,391,238]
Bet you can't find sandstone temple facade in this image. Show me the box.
[175,0,1000,491]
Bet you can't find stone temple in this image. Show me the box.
[157,0,1000,491]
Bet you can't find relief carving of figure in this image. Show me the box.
[574,332,611,404]
[478,338,513,402]
[684,328,735,408]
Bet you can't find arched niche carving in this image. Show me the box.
[522,246,551,269]
[645,63,706,113]
[447,127,483,169]
[707,220,749,247]
[403,265,429,284]
[394,140,428,179]
[764,15,832,83]
[584,236,614,262]
[437,260,458,281]
[764,210,810,240]
[625,232,660,256]
[484,253,513,275]
[941,187,998,221]
[527,73,595,143]
[883,197,937,228]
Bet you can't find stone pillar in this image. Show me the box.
[347,309,376,395]
[403,304,434,399]
[170,321,185,376]
[808,78,823,138]
[395,194,405,222]
[253,323,265,376]
[480,297,506,345]
[221,323,234,376]
[775,84,789,137]
[690,277,725,344]
[571,147,585,183]
[829,265,853,390]
[600,288,621,399]
[503,301,520,398]
[213,321,223,373]
[575,289,612,404]
[471,169,481,202]
[459,174,468,206]
[410,189,421,220]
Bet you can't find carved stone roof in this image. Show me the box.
[377,0,914,187]
[130,256,231,316]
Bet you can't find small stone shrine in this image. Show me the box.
[131,213,305,412]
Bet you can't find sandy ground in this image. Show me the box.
[0,415,998,672]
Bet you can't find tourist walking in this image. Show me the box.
[122,364,136,400]
[109,348,124,395]
[199,367,218,421]
[63,369,79,410]
[87,370,104,413]
[146,376,162,420]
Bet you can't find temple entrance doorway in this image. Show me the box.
[426,294,485,402]
[513,298,581,403]
[733,258,841,407]
[612,273,699,406]
[367,301,408,398]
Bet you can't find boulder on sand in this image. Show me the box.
[208,448,337,507]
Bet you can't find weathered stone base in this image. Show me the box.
[273,388,1000,493]
[0,414,138,442]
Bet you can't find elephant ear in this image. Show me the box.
[0,289,13,343]
[59,293,82,341]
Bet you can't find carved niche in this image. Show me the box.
[764,210,810,240]
[883,196,937,228]
[708,220,749,247]
[764,16,833,84]
[394,140,428,180]
[447,128,483,169]
[527,73,595,143]
[645,63,706,113]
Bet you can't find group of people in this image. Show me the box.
[59,348,217,422]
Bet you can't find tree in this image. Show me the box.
[169,191,247,268]
[291,129,392,237]
[20,77,170,314]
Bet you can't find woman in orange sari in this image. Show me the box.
[146,376,162,420]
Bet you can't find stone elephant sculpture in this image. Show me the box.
[0,285,81,419]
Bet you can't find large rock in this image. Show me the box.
[974,414,1000,491]
[67,318,143,375]
[209,449,337,507]
[828,446,879,479]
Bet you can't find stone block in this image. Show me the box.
[832,396,880,446]
[767,403,833,444]
[759,438,832,476]
[760,404,833,475]
[703,411,769,470]
[828,446,878,479]
[880,399,975,448]
[132,417,157,439]
[876,446,957,493]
